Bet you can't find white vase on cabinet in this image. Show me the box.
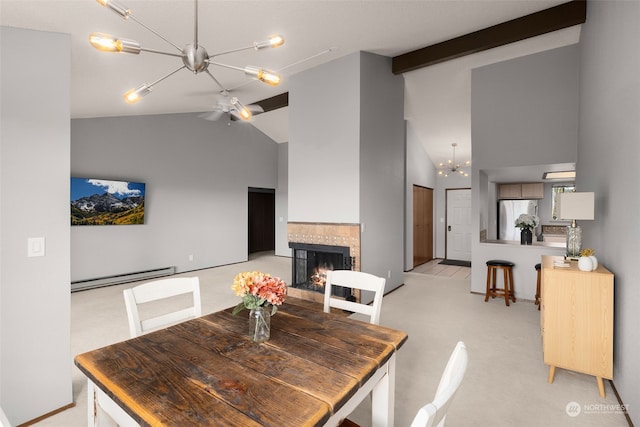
[578,256,593,271]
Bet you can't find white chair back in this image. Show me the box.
[411,341,468,427]
[123,277,201,338]
[324,270,385,325]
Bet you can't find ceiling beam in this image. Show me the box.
[254,1,586,111]
[254,92,289,113]
[392,0,586,75]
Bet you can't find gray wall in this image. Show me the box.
[1,27,72,424]
[470,45,580,296]
[289,53,361,223]
[578,1,640,423]
[404,121,437,270]
[275,142,289,257]
[471,45,579,169]
[71,113,280,281]
[289,51,405,294]
[358,52,405,285]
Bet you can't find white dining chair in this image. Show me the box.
[123,276,202,338]
[324,270,385,325]
[0,405,12,427]
[410,341,469,427]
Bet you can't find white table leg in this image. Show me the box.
[371,353,396,427]
[87,378,138,427]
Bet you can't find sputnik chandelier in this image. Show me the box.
[89,0,284,121]
[438,143,471,177]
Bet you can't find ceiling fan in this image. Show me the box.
[198,91,264,123]
[197,47,337,123]
[89,0,284,121]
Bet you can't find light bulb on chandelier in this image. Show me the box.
[437,143,471,177]
[89,0,284,120]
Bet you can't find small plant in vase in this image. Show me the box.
[578,248,597,271]
[515,213,539,245]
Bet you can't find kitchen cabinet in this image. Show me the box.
[541,255,614,398]
[521,183,544,199]
[498,182,543,199]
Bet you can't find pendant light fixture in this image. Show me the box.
[89,0,284,121]
[438,143,471,177]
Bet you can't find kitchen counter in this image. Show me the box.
[472,241,566,301]
[482,239,565,248]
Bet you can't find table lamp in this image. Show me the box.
[557,192,595,258]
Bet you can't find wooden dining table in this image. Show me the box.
[74,301,408,427]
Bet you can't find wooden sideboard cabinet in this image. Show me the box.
[541,255,614,397]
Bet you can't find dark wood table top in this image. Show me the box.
[75,302,408,426]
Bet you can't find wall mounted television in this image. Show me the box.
[71,178,145,226]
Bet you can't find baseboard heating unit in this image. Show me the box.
[71,266,176,292]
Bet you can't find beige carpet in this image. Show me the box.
[33,253,627,427]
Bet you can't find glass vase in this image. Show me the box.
[249,307,270,342]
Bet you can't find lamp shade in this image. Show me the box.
[558,192,595,220]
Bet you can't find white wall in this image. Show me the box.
[71,113,279,280]
[578,1,640,422]
[1,27,72,424]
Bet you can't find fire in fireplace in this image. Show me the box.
[289,242,355,299]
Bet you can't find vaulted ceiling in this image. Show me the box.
[1,0,583,166]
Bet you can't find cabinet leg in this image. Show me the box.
[597,377,606,398]
[548,366,556,384]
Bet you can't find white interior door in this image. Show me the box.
[446,189,472,261]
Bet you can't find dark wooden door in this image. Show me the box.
[413,185,433,267]
[248,188,275,254]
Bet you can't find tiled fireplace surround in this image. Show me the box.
[287,222,361,303]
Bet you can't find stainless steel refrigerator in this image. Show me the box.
[498,200,538,241]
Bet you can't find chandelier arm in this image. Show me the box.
[204,70,229,92]
[147,65,188,88]
[193,0,199,48]
[207,61,245,73]
[208,45,262,58]
[127,15,183,53]
[139,48,184,58]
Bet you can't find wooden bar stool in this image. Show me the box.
[535,263,541,310]
[485,260,516,306]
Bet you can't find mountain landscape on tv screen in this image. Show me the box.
[71,192,144,225]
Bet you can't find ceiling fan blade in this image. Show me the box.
[247,104,264,114]
[198,110,224,121]
[229,110,244,121]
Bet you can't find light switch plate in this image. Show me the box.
[28,237,45,257]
